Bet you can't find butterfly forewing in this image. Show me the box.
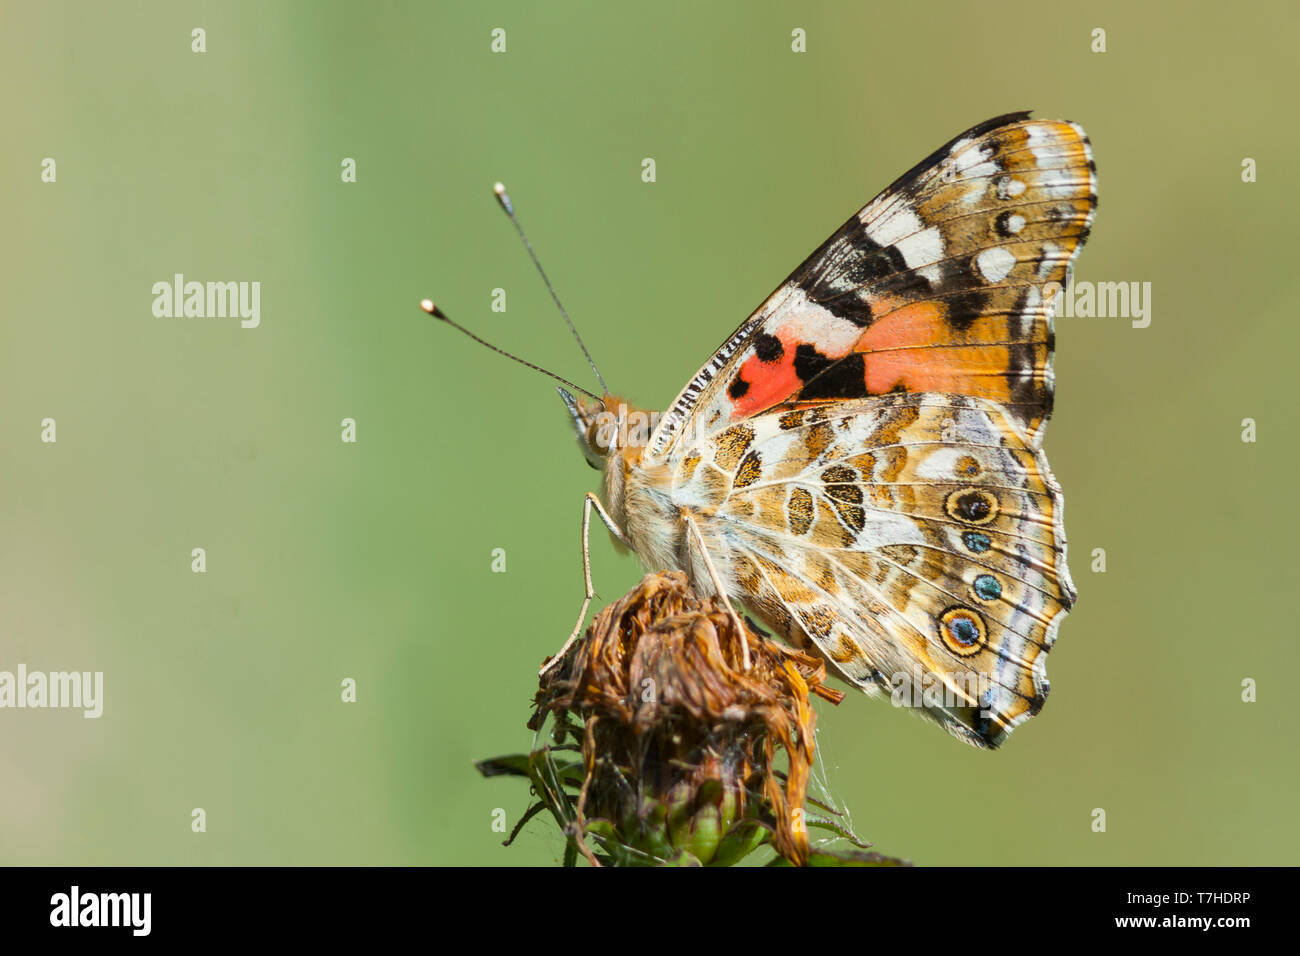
[649,113,1096,461]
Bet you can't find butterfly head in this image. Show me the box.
[558,387,653,471]
[559,387,614,469]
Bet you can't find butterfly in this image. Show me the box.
[430,111,1095,748]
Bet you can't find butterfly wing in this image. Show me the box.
[677,394,1074,748]
[648,112,1096,462]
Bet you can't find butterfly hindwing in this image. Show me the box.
[676,393,1074,747]
[649,113,1096,461]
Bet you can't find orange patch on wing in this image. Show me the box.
[856,301,948,352]
[728,331,803,419]
[852,302,1016,400]
[867,344,1015,398]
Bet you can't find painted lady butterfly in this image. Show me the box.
[433,112,1096,748]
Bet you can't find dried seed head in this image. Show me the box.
[531,570,843,866]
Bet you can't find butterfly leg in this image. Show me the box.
[683,512,752,671]
[540,492,630,677]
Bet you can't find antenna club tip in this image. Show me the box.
[419,299,446,319]
[493,182,514,213]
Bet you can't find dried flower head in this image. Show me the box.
[479,571,906,866]
[475,572,904,868]
[535,570,841,864]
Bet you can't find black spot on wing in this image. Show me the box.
[792,343,833,383]
[802,234,934,327]
[841,242,907,288]
[1006,340,1045,415]
[793,345,867,400]
[943,288,989,332]
[754,332,784,362]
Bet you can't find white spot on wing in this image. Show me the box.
[1025,124,1051,146]
[776,286,862,356]
[952,144,993,174]
[1037,242,1061,279]
[996,177,1026,199]
[864,206,923,246]
[975,247,1016,282]
[1038,167,1081,199]
[862,209,943,282]
[855,510,930,551]
[895,227,944,275]
[1023,284,1042,316]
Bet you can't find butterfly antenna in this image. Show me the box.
[493,182,609,395]
[419,300,603,403]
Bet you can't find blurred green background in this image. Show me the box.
[2,0,1297,865]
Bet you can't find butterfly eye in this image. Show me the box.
[588,419,615,452]
[578,416,617,469]
[939,607,987,657]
